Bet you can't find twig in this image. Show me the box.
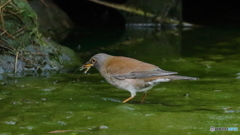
[14,50,19,73]
[88,0,154,18]
[0,29,7,35]
[40,0,49,8]
[0,40,35,67]
[0,0,11,9]
[22,53,47,56]
[88,0,180,24]
[0,6,4,29]
[0,39,16,51]
[0,28,15,39]
[3,9,24,23]
[0,0,12,29]
[12,24,29,37]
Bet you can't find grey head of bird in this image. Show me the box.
[80,53,112,73]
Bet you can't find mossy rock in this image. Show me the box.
[0,0,80,73]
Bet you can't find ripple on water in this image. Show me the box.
[58,121,67,125]
[102,97,121,102]
[99,125,108,129]
[42,88,55,92]
[5,121,16,125]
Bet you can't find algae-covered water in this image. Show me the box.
[0,27,240,134]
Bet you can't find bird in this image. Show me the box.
[80,53,198,103]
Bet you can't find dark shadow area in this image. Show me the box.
[53,0,240,27]
[183,0,240,27]
[52,0,126,29]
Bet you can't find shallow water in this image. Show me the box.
[0,26,240,134]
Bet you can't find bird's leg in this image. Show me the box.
[140,92,147,103]
[122,92,136,103]
[122,97,134,103]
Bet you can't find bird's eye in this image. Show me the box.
[91,58,97,63]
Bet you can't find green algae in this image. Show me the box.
[1,27,240,134]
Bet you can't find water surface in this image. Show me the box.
[0,26,240,134]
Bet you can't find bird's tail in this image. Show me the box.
[164,75,199,80]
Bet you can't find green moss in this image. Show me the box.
[0,0,79,72]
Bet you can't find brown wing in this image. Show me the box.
[106,56,177,80]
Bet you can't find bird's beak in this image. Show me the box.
[82,63,93,68]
